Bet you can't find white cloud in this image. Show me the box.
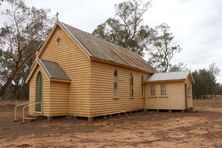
[24,0,222,82]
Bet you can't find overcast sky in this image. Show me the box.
[25,0,222,82]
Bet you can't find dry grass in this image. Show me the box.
[0,98,222,147]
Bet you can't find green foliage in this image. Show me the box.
[209,63,220,75]
[148,24,182,72]
[0,0,54,99]
[215,83,222,95]
[93,0,182,72]
[93,0,153,56]
[169,63,188,72]
[192,64,220,99]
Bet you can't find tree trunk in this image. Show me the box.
[16,82,19,100]
[0,76,14,99]
[0,52,36,98]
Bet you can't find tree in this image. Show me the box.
[209,63,220,97]
[93,0,182,71]
[92,0,153,56]
[169,63,188,72]
[209,63,220,75]
[192,64,219,99]
[0,1,54,98]
[148,24,182,72]
[215,83,222,96]
[192,69,209,98]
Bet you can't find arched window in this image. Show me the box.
[141,75,144,97]
[114,70,118,97]
[129,73,134,97]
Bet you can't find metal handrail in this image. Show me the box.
[22,101,42,123]
[14,102,29,121]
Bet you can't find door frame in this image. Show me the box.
[184,84,188,109]
[35,72,43,112]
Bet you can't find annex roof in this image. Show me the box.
[39,59,70,81]
[25,59,71,83]
[146,71,195,83]
[59,22,156,73]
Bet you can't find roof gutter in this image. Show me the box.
[145,79,185,84]
[91,56,155,74]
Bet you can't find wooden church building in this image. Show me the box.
[26,22,195,120]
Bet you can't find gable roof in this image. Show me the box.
[146,71,195,83]
[26,59,71,83]
[58,22,155,73]
[39,59,70,81]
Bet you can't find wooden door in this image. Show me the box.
[35,72,43,112]
[184,84,188,109]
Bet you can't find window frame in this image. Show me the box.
[129,73,134,98]
[150,84,156,96]
[160,83,166,96]
[113,70,118,97]
[141,75,144,97]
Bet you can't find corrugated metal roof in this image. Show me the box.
[60,22,155,73]
[147,71,190,82]
[39,59,70,81]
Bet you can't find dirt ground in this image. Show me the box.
[0,98,222,148]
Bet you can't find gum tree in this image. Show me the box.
[0,1,54,98]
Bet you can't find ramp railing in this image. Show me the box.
[22,101,42,122]
[14,102,28,121]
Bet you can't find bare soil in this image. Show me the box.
[0,98,222,147]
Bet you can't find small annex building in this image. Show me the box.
[145,71,194,110]
[26,22,194,120]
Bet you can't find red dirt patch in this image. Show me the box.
[0,98,222,147]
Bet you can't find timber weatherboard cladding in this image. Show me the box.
[28,22,193,118]
[145,81,192,110]
[90,61,149,116]
[185,77,193,108]
[39,26,91,117]
[145,72,194,110]
[49,81,69,116]
[148,83,184,109]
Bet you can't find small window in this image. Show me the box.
[160,83,166,96]
[129,73,134,97]
[150,84,156,96]
[56,37,61,43]
[114,70,118,97]
[141,75,144,97]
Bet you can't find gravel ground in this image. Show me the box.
[0,98,222,147]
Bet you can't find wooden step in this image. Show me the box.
[24,116,38,122]
[22,115,44,123]
[27,114,44,118]
[26,115,38,118]
[24,117,37,120]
